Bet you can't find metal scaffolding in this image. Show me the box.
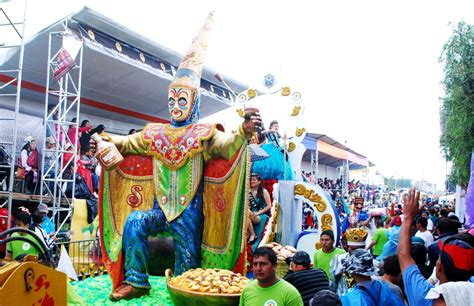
[39,25,84,235]
[0,0,27,229]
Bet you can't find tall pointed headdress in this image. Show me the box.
[170,11,214,91]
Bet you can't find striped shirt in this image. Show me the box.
[283,268,330,306]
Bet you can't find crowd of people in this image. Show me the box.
[8,110,111,244]
[241,189,473,306]
[4,113,473,306]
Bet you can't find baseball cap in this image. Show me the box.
[309,290,342,306]
[288,251,311,266]
[342,249,378,276]
[24,136,35,144]
[439,234,474,272]
[393,215,402,226]
[46,136,56,144]
[37,203,48,213]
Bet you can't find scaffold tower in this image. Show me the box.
[0,0,27,229]
[39,22,84,235]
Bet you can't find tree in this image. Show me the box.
[439,21,474,187]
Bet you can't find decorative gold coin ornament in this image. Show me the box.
[236,108,245,118]
[295,127,305,137]
[291,106,301,116]
[247,88,257,98]
[281,86,291,96]
[288,142,296,152]
[115,42,122,53]
[87,30,95,40]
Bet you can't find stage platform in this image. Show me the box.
[70,275,173,305]
[0,191,71,205]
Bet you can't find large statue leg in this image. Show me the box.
[170,196,203,275]
[123,207,167,287]
[110,199,166,301]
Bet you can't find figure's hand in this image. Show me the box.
[404,189,420,218]
[242,107,263,133]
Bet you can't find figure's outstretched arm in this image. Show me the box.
[205,107,262,160]
[205,125,249,160]
[110,131,148,155]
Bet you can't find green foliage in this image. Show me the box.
[439,21,474,187]
[384,176,412,190]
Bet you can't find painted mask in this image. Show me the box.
[168,86,196,123]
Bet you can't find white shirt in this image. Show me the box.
[21,149,31,171]
[415,230,434,248]
[426,218,434,231]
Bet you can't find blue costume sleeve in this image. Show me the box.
[341,197,351,215]
[342,216,350,233]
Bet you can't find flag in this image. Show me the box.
[52,32,82,83]
[56,245,78,281]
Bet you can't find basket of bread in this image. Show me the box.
[166,268,250,306]
[264,242,297,277]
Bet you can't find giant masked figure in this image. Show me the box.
[97,12,262,301]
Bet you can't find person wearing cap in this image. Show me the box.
[340,249,405,306]
[398,189,474,306]
[330,227,368,295]
[309,289,341,306]
[36,203,55,240]
[5,207,42,260]
[17,136,39,194]
[240,247,303,306]
[283,251,329,306]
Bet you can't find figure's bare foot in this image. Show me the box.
[109,284,150,301]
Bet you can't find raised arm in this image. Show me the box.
[397,189,420,272]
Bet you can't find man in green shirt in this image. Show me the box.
[365,218,388,257]
[240,247,303,306]
[313,230,345,278]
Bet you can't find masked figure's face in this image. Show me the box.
[168,86,196,122]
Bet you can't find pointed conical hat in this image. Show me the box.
[170,11,215,90]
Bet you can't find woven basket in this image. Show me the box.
[276,260,289,278]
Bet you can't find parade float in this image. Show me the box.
[0,8,343,305]
[226,72,341,264]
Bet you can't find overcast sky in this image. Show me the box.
[4,0,474,189]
